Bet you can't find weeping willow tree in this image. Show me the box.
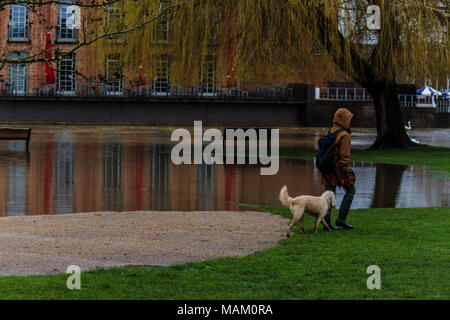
[93,0,336,85]
[2,1,446,148]
[105,0,448,149]
[289,0,449,148]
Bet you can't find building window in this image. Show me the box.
[54,133,74,214]
[201,55,216,95]
[103,142,122,211]
[105,54,124,95]
[152,54,170,94]
[154,4,169,43]
[313,40,323,56]
[150,144,170,210]
[57,53,76,94]
[7,152,27,215]
[9,3,29,41]
[155,18,169,43]
[105,3,124,32]
[57,1,78,43]
[8,52,28,94]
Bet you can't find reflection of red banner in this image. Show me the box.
[225,165,235,210]
[45,33,56,84]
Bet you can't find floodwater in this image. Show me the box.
[0,126,448,216]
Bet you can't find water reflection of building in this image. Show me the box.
[197,164,216,211]
[222,159,319,209]
[103,141,123,211]
[54,132,74,214]
[5,141,28,216]
[169,162,197,211]
[150,144,171,210]
[0,129,449,216]
[224,165,240,210]
[73,135,103,213]
[397,166,449,208]
[352,162,377,208]
[0,145,6,217]
[123,141,151,211]
[27,134,55,215]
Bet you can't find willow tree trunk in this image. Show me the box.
[366,80,415,149]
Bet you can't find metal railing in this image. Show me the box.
[317,87,371,101]
[398,94,417,107]
[436,100,450,113]
[0,79,295,100]
[315,87,441,108]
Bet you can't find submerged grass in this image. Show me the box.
[280,146,450,175]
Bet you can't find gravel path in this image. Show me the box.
[0,211,288,276]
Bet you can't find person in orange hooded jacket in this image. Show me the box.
[321,108,356,230]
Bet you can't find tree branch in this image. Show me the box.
[0,0,191,65]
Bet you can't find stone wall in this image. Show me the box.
[0,97,306,126]
[0,96,448,128]
[311,100,448,128]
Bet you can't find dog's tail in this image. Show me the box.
[279,185,294,207]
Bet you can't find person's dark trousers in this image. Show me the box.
[325,185,356,230]
[324,186,338,230]
[336,184,356,229]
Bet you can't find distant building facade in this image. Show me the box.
[0,1,96,94]
[0,1,336,96]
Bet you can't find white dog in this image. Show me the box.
[279,186,336,237]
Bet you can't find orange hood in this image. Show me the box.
[333,108,353,130]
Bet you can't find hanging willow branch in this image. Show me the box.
[0,0,191,69]
[96,0,447,87]
[1,0,448,87]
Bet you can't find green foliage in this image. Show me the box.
[98,0,338,85]
[98,0,449,86]
[3,1,447,86]
[290,1,449,86]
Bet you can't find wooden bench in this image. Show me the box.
[0,128,32,152]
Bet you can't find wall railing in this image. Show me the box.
[315,87,450,112]
[0,79,295,100]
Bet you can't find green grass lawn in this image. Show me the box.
[1,206,449,300]
[0,146,449,300]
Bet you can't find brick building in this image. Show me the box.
[0,1,97,94]
[0,1,334,96]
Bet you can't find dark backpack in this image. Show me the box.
[315,128,345,174]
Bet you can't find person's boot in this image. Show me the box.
[336,216,353,229]
[336,194,354,229]
[323,211,338,231]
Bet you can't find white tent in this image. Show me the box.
[416,86,442,97]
